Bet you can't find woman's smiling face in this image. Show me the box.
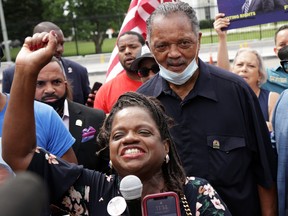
[109,106,168,178]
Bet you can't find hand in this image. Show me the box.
[86,90,97,107]
[15,31,58,76]
[213,13,230,38]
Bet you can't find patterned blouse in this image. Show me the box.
[28,148,231,216]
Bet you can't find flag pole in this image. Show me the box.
[0,0,11,62]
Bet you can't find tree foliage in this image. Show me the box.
[1,0,131,53]
[1,0,44,42]
[63,0,130,53]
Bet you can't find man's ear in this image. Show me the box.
[273,47,278,57]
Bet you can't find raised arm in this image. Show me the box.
[213,13,231,71]
[2,31,57,171]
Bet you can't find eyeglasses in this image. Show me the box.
[280,60,288,73]
[138,64,159,77]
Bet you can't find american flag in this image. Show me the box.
[105,0,176,82]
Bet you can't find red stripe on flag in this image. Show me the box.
[122,13,146,35]
[129,0,139,8]
[105,0,175,82]
[141,2,156,12]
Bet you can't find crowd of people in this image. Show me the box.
[0,1,287,216]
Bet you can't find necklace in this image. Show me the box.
[180,194,192,216]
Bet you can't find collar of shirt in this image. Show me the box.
[275,65,285,72]
[267,65,288,74]
[62,99,69,129]
[152,59,218,102]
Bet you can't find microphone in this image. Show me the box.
[0,171,48,216]
[119,175,143,216]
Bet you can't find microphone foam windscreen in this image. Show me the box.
[119,175,143,200]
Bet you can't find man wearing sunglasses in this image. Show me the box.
[130,52,159,83]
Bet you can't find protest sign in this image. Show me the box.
[217,0,288,29]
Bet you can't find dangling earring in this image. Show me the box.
[165,154,170,164]
[109,160,113,169]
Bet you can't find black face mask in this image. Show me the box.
[40,92,67,117]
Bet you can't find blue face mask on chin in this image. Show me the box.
[159,57,198,85]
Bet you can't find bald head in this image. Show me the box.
[33,22,65,58]
[33,21,61,34]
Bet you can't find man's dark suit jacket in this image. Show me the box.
[242,0,274,13]
[274,0,288,9]
[2,58,91,105]
[68,100,109,172]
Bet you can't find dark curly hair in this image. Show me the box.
[97,91,186,195]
